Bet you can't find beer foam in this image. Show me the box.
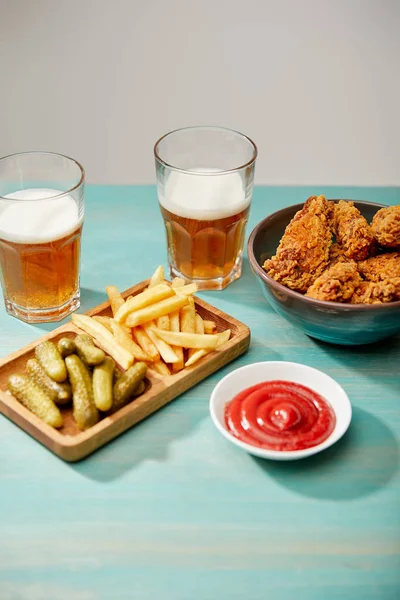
[0,188,82,244]
[158,169,250,220]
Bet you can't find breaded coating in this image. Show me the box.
[358,252,400,282]
[351,278,400,304]
[334,200,374,261]
[305,261,362,302]
[371,205,400,249]
[328,243,349,265]
[263,195,334,293]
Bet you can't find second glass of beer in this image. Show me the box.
[0,152,84,323]
[154,126,257,290]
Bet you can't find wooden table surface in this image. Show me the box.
[1,186,399,600]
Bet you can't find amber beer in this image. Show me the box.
[0,187,83,321]
[160,204,250,281]
[158,168,252,288]
[0,225,82,311]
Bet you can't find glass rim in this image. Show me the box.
[0,151,85,201]
[154,125,258,175]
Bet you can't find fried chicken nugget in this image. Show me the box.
[263,195,334,293]
[351,278,400,304]
[358,252,400,282]
[305,261,362,302]
[371,205,400,249]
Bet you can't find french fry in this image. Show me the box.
[72,313,114,342]
[143,322,179,363]
[203,320,217,334]
[125,294,189,328]
[172,354,184,372]
[181,303,196,360]
[150,328,220,350]
[71,314,134,370]
[93,315,113,332]
[171,277,185,288]
[156,315,170,330]
[195,313,205,334]
[188,312,205,359]
[180,304,196,334]
[185,329,231,367]
[105,285,132,334]
[110,321,150,362]
[115,283,174,324]
[150,360,171,376]
[170,310,184,372]
[169,311,180,331]
[106,286,125,316]
[177,283,198,296]
[132,327,160,362]
[148,265,165,288]
[217,329,231,345]
[126,295,134,302]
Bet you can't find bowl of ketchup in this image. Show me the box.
[209,361,352,460]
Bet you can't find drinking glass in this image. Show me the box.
[0,151,85,323]
[154,126,257,290]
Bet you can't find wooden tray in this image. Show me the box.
[0,280,250,461]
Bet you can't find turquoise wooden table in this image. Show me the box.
[1,186,399,600]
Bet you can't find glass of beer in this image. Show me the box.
[154,126,257,290]
[0,152,84,323]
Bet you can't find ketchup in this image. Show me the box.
[224,381,336,451]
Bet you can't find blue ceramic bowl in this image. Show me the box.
[247,200,400,345]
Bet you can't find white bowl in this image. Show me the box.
[209,361,352,460]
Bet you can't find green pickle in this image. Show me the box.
[35,341,67,383]
[26,358,72,405]
[110,362,147,414]
[93,357,115,412]
[8,373,63,428]
[65,354,99,431]
[75,334,105,366]
[57,338,76,358]
[132,380,145,396]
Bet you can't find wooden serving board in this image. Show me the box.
[0,280,250,461]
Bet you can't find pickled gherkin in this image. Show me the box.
[110,362,147,413]
[93,357,115,411]
[132,380,145,397]
[65,354,99,431]
[8,373,63,428]
[35,341,67,382]
[57,337,76,358]
[75,334,105,366]
[26,358,72,405]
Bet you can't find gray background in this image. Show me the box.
[1,0,399,185]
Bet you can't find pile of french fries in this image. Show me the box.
[71,266,231,376]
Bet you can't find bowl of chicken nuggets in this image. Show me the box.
[248,196,400,345]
